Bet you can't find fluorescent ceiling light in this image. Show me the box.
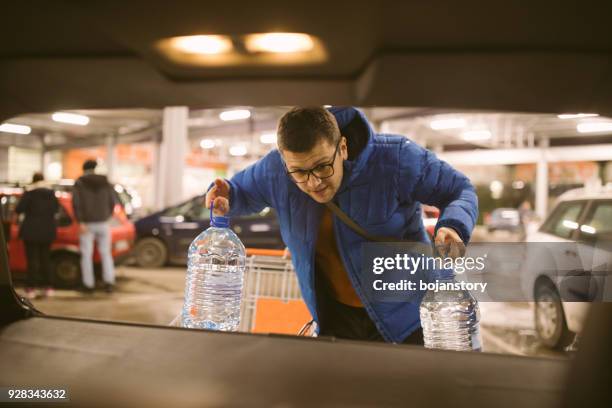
[219,109,251,121]
[229,145,247,156]
[430,118,466,130]
[171,35,233,55]
[200,139,216,149]
[462,130,492,141]
[577,122,612,133]
[259,132,277,144]
[557,113,599,119]
[52,112,90,126]
[580,224,596,234]
[562,220,579,230]
[0,123,31,135]
[245,33,314,53]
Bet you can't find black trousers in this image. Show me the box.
[315,270,424,345]
[24,241,52,287]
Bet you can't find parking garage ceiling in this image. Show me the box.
[3,108,612,154]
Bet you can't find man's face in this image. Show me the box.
[282,137,348,203]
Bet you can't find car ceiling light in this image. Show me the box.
[229,145,248,156]
[557,113,599,119]
[245,33,314,53]
[220,109,251,121]
[430,118,466,130]
[462,130,492,141]
[157,33,325,66]
[0,123,31,134]
[170,35,233,55]
[200,139,216,149]
[52,112,90,126]
[577,122,612,133]
[260,132,277,144]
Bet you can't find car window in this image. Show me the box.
[185,197,210,220]
[162,200,195,217]
[542,201,584,239]
[580,201,612,239]
[55,203,72,227]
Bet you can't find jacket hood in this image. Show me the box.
[25,180,52,191]
[79,173,110,190]
[328,106,376,187]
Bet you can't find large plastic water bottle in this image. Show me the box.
[181,205,246,331]
[419,268,482,351]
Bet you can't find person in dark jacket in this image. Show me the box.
[206,107,478,344]
[72,159,117,293]
[16,172,59,299]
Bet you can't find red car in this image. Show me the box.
[1,188,135,288]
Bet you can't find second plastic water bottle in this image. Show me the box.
[419,268,482,351]
[181,207,246,331]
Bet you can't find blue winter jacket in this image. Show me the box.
[225,107,478,343]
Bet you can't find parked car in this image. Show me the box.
[487,208,522,233]
[522,184,612,349]
[1,187,135,288]
[132,194,284,267]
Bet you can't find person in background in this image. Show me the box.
[15,172,59,299]
[72,159,117,294]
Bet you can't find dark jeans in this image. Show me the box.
[315,271,424,345]
[24,241,52,288]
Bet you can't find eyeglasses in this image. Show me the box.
[285,139,341,184]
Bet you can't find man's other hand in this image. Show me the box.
[434,227,465,258]
[205,178,230,216]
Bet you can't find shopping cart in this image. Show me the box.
[239,249,312,334]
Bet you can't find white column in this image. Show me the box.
[41,151,51,178]
[152,138,162,210]
[535,138,549,220]
[106,135,116,182]
[155,106,188,209]
[0,147,9,181]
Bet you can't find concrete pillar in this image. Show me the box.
[535,138,549,220]
[154,106,188,210]
[0,147,8,181]
[152,140,164,210]
[106,135,116,182]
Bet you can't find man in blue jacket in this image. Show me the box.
[206,107,478,343]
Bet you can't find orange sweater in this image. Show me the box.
[315,207,363,307]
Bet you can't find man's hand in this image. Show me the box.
[205,178,231,216]
[79,224,88,234]
[434,227,465,258]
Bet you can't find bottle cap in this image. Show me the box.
[210,201,230,228]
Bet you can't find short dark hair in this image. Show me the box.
[277,107,340,152]
[32,172,44,183]
[83,159,97,171]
